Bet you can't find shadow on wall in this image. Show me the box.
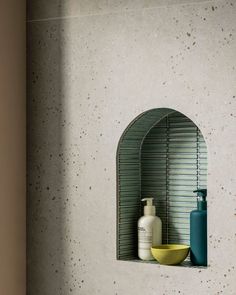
[27,4,71,294]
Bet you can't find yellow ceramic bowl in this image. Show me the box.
[151,244,190,265]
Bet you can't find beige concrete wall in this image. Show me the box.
[0,1,26,294]
[28,1,236,294]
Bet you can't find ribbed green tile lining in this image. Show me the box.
[117,108,207,261]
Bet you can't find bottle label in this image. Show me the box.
[138,226,152,250]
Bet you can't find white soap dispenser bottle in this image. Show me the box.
[138,198,162,260]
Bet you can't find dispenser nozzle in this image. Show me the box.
[193,189,207,210]
[193,189,207,201]
[141,198,155,216]
[141,198,154,206]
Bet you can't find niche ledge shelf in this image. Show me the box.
[116,108,207,268]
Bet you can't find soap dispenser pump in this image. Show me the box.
[190,189,207,266]
[138,198,162,260]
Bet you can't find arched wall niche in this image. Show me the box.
[116,108,207,265]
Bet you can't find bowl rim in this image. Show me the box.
[151,244,190,251]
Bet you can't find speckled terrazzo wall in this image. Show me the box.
[27,1,236,294]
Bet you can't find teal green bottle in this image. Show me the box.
[190,189,207,266]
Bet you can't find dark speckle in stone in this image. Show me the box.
[187,32,191,37]
[89,186,92,190]
[46,186,50,190]
[212,6,215,11]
